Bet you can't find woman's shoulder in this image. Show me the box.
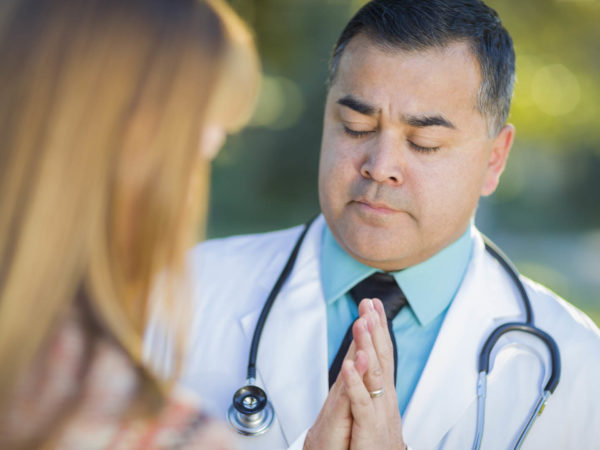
[2,309,234,450]
[107,390,235,449]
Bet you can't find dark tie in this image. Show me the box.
[328,272,407,388]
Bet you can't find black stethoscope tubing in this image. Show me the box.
[476,239,561,449]
[479,238,560,393]
[229,217,561,446]
[227,216,316,435]
[482,238,533,323]
[246,215,317,382]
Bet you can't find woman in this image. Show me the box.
[0,0,260,447]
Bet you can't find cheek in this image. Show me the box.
[319,134,359,206]
[411,154,485,226]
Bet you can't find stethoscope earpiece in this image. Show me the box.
[227,383,274,436]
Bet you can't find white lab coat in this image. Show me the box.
[144,215,600,449]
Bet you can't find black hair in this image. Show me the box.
[329,0,515,136]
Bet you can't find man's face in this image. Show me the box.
[318,35,513,271]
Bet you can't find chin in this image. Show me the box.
[324,206,416,267]
[340,229,409,270]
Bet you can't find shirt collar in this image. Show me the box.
[320,224,474,326]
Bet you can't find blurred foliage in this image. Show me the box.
[483,0,600,232]
[207,0,599,322]
[208,0,349,236]
[209,0,600,235]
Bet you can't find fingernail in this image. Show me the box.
[367,299,375,311]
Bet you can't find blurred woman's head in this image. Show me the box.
[0,0,259,416]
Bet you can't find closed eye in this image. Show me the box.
[408,140,440,153]
[343,125,374,138]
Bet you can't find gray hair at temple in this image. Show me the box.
[328,0,515,137]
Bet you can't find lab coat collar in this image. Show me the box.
[239,221,525,448]
[401,230,524,448]
[239,215,329,445]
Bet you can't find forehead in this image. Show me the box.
[331,35,483,125]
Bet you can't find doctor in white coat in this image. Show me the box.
[145,0,600,448]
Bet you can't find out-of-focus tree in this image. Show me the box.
[482,0,600,232]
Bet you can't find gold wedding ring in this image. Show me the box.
[369,388,385,399]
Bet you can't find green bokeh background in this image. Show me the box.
[208,0,600,326]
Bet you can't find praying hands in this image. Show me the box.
[304,299,406,450]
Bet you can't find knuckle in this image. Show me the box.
[370,366,383,379]
[379,351,391,363]
[357,396,370,409]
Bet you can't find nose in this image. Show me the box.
[359,133,404,185]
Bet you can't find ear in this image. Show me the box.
[481,124,515,197]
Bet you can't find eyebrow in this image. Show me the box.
[337,94,456,130]
[337,95,379,116]
[404,114,456,130]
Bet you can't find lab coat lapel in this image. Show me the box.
[402,232,523,449]
[239,216,329,446]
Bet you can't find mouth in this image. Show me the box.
[352,199,399,215]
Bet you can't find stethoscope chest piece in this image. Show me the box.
[227,384,274,436]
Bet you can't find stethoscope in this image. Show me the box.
[227,217,561,450]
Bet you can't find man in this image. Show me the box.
[145,1,600,448]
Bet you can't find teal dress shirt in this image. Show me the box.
[321,224,474,415]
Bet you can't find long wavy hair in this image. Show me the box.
[0,0,259,432]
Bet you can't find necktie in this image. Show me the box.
[328,272,407,388]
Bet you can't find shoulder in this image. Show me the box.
[523,276,600,348]
[87,391,234,449]
[519,278,600,442]
[184,221,318,310]
[192,224,304,264]
[187,217,324,284]
[145,391,235,449]
[519,275,600,413]
[473,231,600,359]
[473,231,599,344]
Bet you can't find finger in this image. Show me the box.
[372,297,387,325]
[343,357,405,450]
[332,340,357,406]
[327,368,352,422]
[344,340,356,363]
[352,316,385,396]
[358,299,392,356]
[362,298,395,387]
[357,299,394,373]
[329,336,356,388]
[341,358,376,426]
[310,373,353,450]
[354,349,369,377]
